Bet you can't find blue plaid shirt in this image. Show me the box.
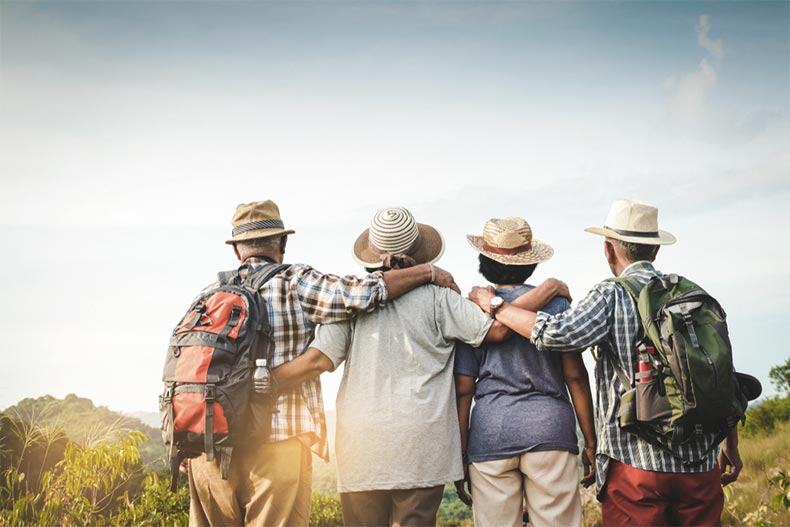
[532,261,718,498]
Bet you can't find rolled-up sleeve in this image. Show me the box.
[290,265,388,324]
[531,284,613,353]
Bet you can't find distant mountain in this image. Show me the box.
[2,394,166,467]
[125,410,160,429]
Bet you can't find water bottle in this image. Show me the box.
[637,345,656,383]
[253,359,275,396]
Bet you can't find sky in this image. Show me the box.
[0,1,788,415]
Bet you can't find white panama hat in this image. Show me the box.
[585,199,676,245]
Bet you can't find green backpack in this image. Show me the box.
[611,273,754,466]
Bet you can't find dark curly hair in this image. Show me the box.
[478,254,537,285]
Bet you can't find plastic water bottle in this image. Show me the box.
[253,359,274,396]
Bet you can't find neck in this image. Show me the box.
[496,283,525,289]
[243,254,280,264]
[614,259,637,277]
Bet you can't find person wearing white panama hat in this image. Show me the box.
[187,199,465,527]
[272,207,571,527]
[454,217,595,527]
[467,199,741,527]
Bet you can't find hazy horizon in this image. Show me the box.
[1,1,788,414]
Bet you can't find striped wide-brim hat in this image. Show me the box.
[467,217,554,265]
[353,207,445,267]
[225,200,295,245]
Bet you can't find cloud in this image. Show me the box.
[695,14,724,65]
[667,15,723,121]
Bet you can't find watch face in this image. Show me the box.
[491,296,504,309]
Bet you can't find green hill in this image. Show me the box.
[2,394,166,467]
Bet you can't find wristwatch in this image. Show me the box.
[489,296,505,317]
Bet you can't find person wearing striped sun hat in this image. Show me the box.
[273,207,572,527]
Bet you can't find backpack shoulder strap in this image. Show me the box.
[603,275,648,390]
[609,275,645,301]
[245,263,290,290]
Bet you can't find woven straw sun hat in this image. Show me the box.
[225,200,296,245]
[467,217,554,265]
[584,199,676,245]
[353,207,445,267]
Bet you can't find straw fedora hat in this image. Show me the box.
[467,217,554,265]
[225,200,296,245]
[353,207,445,267]
[584,199,676,245]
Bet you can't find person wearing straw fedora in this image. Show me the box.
[467,199,742,527]
[273,207,571,527]
[186,200,462,527]
[453,217,595,527]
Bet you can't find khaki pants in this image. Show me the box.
[188,437,312,527]
[470,450,582,527]
[340,485,444,527]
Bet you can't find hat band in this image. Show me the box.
[605,226,659,238]
[232,219,285,237]
[483,242,532,255]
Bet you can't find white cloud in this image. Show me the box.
[668,15,723,122]
[695,14,724,65]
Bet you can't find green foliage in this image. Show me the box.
[111,471,189,527]
[437,485,472,527]
[769,356,790,394]
[0,431,145,526]
[743,395,790,435]
[769,468,790,512]
[2,394,165,467]
[309,492,343,527]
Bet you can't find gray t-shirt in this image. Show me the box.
[311,284,494,492]
[454,284,578,463]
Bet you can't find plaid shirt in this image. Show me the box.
[210,257,388,461]
[532,261,718,497]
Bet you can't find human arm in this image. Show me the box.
[468,285,539,339]
[384,263,460,298]
[561,353,596,487]
[454,374,475,506]
[510,278,573,309]
[291,264,457,325]
[469,284,613,352]
[271,347,334,390]
[718,427,742,486]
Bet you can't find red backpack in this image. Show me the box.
[159,263,287,490]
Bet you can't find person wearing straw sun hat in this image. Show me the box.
[272,207,570,527]
[467,199,743,527]
[186,199,464,527]
[453,216,595,527]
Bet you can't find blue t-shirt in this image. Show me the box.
[454,285,579,463]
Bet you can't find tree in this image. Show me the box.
[769,356,790,394]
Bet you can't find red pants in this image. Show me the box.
[602,460,724,527]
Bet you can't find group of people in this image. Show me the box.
[185,198,742,527]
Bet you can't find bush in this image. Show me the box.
[743,395,790,435]
[310,492,343,527]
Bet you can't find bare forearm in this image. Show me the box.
[382,263,432,300]
[272,348,333,389]
[457,393,473,457]
[494,302,537,339]
[562,354,596,445]
[510,278,567,311]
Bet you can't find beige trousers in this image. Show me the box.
[188,437,312,527]
[469,450,582,527]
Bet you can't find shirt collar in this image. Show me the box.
[620,260,656,277]
[243,255,277,266]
